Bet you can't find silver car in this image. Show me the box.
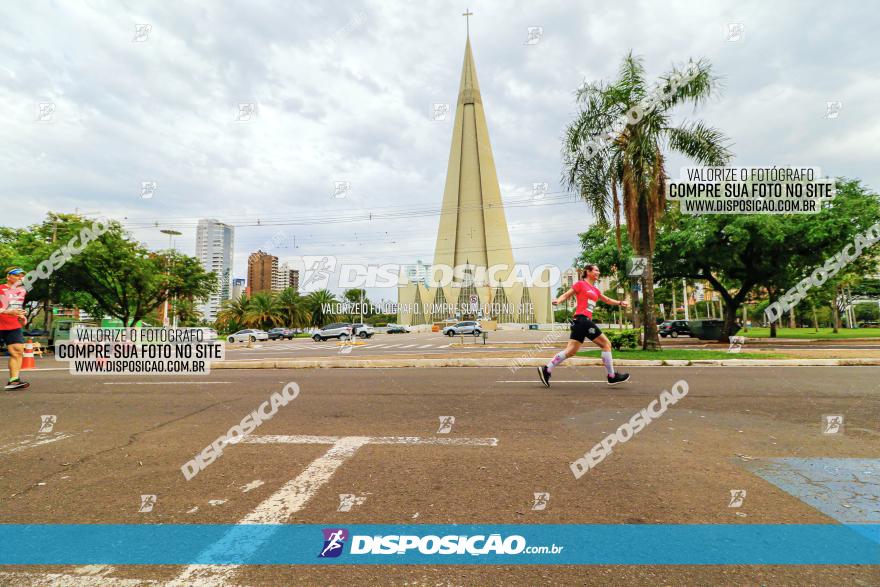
[441,321,482,336]
[227,329,269,343]
[313,323,354,342]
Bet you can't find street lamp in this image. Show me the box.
[160,229,182,327]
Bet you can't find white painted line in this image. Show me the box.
[172,434,498,584]
[440,344,452,348]
[240,480,264,493]
[171,436,369,585]
[400,344,418,349]
[238,435,499,447]
[0,570,157,586]
[239,434,341,444]
[383,344,401,348]
[0,432,74,455]
[417,344,434,349]
[497,380,606,383]
[102,382,232,385]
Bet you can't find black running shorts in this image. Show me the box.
[0,328,24,346]
[570,315,602,343]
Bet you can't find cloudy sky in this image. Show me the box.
[2,0,878,300]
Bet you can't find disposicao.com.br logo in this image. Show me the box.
[318,528,563,557]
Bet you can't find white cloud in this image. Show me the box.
[1,0,877,301]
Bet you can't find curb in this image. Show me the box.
[213,357,880,369]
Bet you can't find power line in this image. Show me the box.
[120,192,582,230]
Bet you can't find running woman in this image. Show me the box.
[538,264,630,387]
[1,267,30,390]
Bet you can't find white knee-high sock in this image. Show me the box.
[601,351,615,376]
[546,351,567,372]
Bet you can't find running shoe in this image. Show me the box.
[537,366,551,387]
[607,372,630,386]
[4,379,29,391]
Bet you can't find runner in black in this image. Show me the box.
[538,264,630,387]
[1,268,30,390]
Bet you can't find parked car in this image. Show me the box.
[313,323,354,342]
[386,323,410,334]
[659,320,692,338]
[227,329,269,343]
[267,327,295,340]
[441,320,482,336]
[350,323,375,339]
[198,328,218,341]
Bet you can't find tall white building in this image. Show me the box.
[195,219,234,322]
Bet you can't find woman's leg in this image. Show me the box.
[592,334,615,376]
[547,339,583,372]
[539,338,582,386]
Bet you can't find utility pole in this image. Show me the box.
[671,282,676,321]
[44,214,58,331]
[160,229,182,328]
[682,279,689,321]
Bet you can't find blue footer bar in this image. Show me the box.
[0,524,877,565]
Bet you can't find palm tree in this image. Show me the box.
[245,292,283,329]
[276,287,310,328]
[173,298,203,326]
[305,289,337,327]
[563,53,732,349]
[216,294,251,331]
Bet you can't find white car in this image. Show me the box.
[227,329,269,343]
[441,321,482,336]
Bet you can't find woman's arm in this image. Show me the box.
[552,288,576,305]
[599,293,630,308]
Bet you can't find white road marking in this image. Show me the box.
[400,344,418,348]
[240,480,264,493]
[417,344,434,349]
[0,570,157,586]
[0,432,74,455]
[172,434,497,585]
[238,435,499,447]
[497,380,606,383]
[208,499,227,506]
[0,564,153,586]
[102,381,232,385]
[171,436,368,585]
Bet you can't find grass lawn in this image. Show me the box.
[575,349,784,360]
[739,327,880,339]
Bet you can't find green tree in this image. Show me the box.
[217,294,251,332]
[563,53,732,348]
[305,289,337,327]
[56,223,216,326]
[276,287,310,328]
[244,292,283,329]
[172,298,203,327]
[653,179,880,339]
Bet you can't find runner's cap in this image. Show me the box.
[5,267,24,276]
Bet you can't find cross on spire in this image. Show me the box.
[462,8,473,37]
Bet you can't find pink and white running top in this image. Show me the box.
[572,280,601,318]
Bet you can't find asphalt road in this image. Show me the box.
[0,366,877,585]
[220,331,880,360]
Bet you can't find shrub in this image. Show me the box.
[606,329,639,350]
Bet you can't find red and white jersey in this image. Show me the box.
[0,283,26,330]
[572,279,601,319]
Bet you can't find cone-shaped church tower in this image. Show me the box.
[397,28,551,327]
